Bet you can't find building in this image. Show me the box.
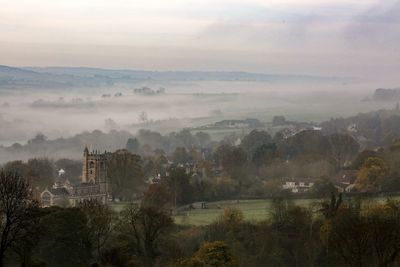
[282,178,315,193]
[333,169,358,193]
[40,147,108,207]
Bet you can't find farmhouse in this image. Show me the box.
[333,169,357,193]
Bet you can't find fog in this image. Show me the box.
[1,0,400,160]
[0,78,397,147]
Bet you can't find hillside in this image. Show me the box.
[0,65,347,90]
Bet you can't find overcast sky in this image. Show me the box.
[1,0,399,78]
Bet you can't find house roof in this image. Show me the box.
[334,170,358,184]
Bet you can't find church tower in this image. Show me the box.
[81,147,108,193]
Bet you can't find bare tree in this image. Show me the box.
[0,171,38,267]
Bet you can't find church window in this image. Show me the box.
[41,192,51,206]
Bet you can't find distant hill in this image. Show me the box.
[372,88,400,101]
[320,107,400,148]
[0,65,348,90]
[0,65,115,90]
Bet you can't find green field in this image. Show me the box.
[110,196,400,226]
[110,199,318,225]
[173,199,317,225]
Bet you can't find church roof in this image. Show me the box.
[49,187,70,196]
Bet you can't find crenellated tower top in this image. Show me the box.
[82,147,108,185]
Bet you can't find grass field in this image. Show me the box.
[110,198,319,226]
[110,196,400,226]
[173,199,318,225]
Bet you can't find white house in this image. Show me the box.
[282,178,315,193]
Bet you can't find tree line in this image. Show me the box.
[3,170,400,266]
[4,128,400,203]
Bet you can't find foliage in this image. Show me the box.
[107,150,145,200]
[328,133,360,168]
[118,205,173,267]
[163,166,194,206]
[189,241,238,267]
[320,200,400,267]
[240,130,272,160]
[355,157,388,192]
[36,207,92,267]
[172,147,192,164]
[142,183,172,210]
[312,177,337,197]
[81,200,114,261]
[252,143,277,167]
[282,130,331,159]
[220,208,244,228]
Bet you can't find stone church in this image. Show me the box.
[40,147,108,207]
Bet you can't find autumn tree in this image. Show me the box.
[320,202,369,267]
[351,150,380,169]
[355,157,388,192]
[218,207,244,233]
[270,202,315,267]
[365,202,400,267]
[189,241,238,267]
[142,183,172,210]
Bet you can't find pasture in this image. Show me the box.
[110,195,400,226]
[173,198,317,225]
[110,198,319,225]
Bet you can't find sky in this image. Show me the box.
[1,0,400,78]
